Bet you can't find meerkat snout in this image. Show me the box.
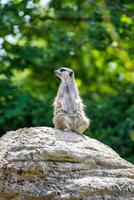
[55,69,60,75]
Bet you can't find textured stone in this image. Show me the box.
[0,127,134,200]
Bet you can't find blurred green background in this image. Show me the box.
[0,0,134,163]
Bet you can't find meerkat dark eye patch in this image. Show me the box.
[60,68,66,72]
[69,71,73,77]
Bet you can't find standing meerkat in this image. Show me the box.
[53,67,90,134]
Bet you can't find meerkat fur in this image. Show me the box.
[53,67,90,134]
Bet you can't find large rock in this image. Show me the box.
[0,127,134,200]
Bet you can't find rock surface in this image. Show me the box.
[0,127,134,200]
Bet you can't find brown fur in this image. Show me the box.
[53,67,90,134]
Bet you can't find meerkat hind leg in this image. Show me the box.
[55,114,71,131]
[76,118,89,134]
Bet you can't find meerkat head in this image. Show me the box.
[55,67,74,80]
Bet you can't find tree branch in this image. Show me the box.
[108,6,134,18]
[39,15,94,23]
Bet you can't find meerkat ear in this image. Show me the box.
[69,71,74,77]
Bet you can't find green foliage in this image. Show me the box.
[0,0,134,163]
[85,84,134,163]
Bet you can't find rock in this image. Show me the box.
[0,127,134,200]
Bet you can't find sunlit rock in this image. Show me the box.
[0,127,134,199]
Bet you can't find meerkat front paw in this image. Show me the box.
[63,128,70,132]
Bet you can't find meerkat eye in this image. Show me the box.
[60,68,66,72]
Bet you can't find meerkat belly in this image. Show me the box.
[63,91,74,114]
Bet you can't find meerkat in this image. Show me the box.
[53,67,90,134]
